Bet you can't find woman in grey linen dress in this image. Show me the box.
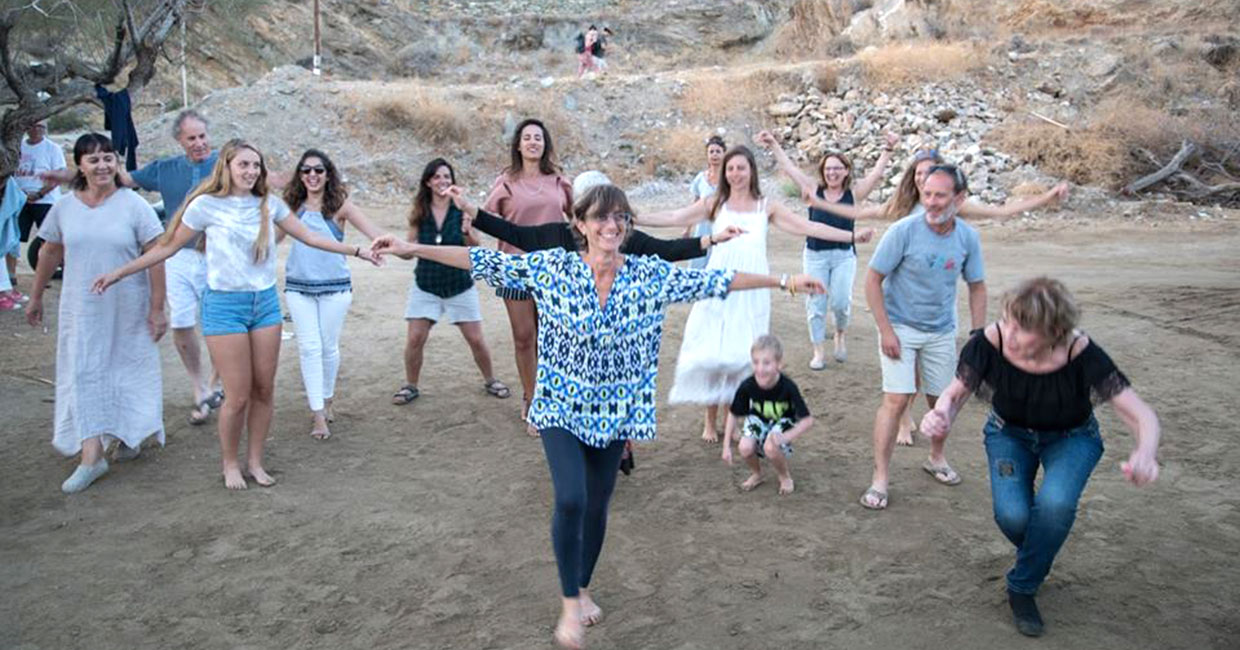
[26,133,168,494]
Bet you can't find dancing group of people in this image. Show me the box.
[16,108,1161,647]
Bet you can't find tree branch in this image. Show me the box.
[1123,140,1196,195]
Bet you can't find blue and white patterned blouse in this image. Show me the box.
[470,247,735,447]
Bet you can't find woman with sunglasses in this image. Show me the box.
[370,183,825,650]
[392,158,510,405]
[484,118,574,437]
[92,140,381,490]
[635,145,875,443]
[758,129,897,369]
[281,149,386,440]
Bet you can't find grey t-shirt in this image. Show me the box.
[130,151,219,250]
[868,209,985,333]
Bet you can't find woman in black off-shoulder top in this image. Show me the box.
[920,277,1161,638]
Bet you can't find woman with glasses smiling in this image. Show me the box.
[758,130,898,369]
[281,149,387,441]
[370,183,825,650]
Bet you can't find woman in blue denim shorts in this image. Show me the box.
[920,277,1161,637]
[93,139,381,490]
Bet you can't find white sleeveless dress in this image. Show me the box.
[669,199,771,405]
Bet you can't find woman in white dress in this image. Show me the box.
[638,146,876,442]
[26,133,168,494]
[93,139,381,490]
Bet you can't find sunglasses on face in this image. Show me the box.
[589,211,632,224]
[300,166,326,175]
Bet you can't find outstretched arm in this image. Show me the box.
[634,199,710,228]
[851,132,899,202]
[91,224,199,293]
[768,201,874,243]
[470,207,573,252]
[372,236,472,270]
[624,224,745,262]
[730,271,824,294]
[278,215,381,265]
[959,182,1069,219]
[757,130,819,197]
[802,193,884,220]
[339,200,387,240]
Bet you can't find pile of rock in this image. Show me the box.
[765,76,1023,203]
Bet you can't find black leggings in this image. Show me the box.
[540,427,626,598]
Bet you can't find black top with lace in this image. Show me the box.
[956,328,1130,430]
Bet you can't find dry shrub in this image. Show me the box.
[990,121,1126,187]
[640,126,715,174]
[812,64,839,94]
[772,0,854,60]
[366,91,470,147]
[858,41,986,87]
[677,69,792,121]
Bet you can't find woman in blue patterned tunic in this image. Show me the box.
[371,184,825,650]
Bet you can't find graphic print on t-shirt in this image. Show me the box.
[748,397,793,422]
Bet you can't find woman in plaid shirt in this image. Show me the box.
[371,183,825,650]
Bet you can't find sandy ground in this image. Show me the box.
[2,207,1238,650]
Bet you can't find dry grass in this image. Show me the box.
[366,90,471,147]
[639,126,715,174]
[811,63,839,94]
[858,41,987,88]
[677,69,798,121]
[989,95,1240,188]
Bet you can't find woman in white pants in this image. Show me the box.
[282,149,385,440]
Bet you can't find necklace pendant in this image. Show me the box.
[435,234,443,245]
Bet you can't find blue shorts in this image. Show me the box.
[201,286,283,336]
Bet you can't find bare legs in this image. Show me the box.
[204,325,281,490]
[173,326,219,422]
[702,404,724,443]
[458,320,498,382]
[865,392,948,507]
[504,298,539,435]
[404,319,501,387]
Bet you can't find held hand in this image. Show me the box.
[790,273,826,295]
[855,227,876,243]
[920,409,951,440]
[147,309,168,342]
[721,445,733,466]
[91,272,119,295]
[712,225,747,244]
[883,131,900,150]
[444,185,476,215]
[25,298,42,328]
[370,234,411,258]
[359,245,385,267]
[461,211,474,238]
[1049,182,1070,203]
[1122,450,1159,487]
[880,327,901,360]
[755,130,777,149]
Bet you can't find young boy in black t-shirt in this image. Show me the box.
[722,334,815,495]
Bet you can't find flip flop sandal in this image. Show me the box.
[392,384,420,405]
[922,460,962,486]
[187,398,213,425]
[205,390,225,410]
[484,378,512,399]
[310,427,332,441]
[859,487,889,510]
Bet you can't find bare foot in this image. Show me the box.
[579,590,603,627]
[896,416,916,446]
[554,610,584,649]
[222,465,247,490]
[245,466,276,487]
[740,473,765,492]
[701,424,719,443]
[778,476,795,495]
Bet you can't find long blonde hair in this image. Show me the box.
[164,138,273,262]
[884,149,943,220]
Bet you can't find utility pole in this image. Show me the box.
[313,0,322,76]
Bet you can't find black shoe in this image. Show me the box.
[619,450,634,476]
[1008,590,1045,637]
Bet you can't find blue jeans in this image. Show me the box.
[802,247,856,343]
[984,413,1104,595]
[540,427,627,598]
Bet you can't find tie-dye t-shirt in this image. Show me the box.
[868,209,985,333]
[180,194,292,291]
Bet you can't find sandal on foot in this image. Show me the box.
[205,390,225,410]
[484,378,511,399]
[187,398,213,426]
[392,384,420,405]
[922,460,962,486]
[310,427,332,441]
[859,487,888,510]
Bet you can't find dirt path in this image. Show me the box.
[2,213,1237,649]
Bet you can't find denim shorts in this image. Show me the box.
[201,286,283,336]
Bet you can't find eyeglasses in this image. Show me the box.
[822,166,848,173]
[300,166,326,175]
[913,149,940,162]
[589,211,632,224]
